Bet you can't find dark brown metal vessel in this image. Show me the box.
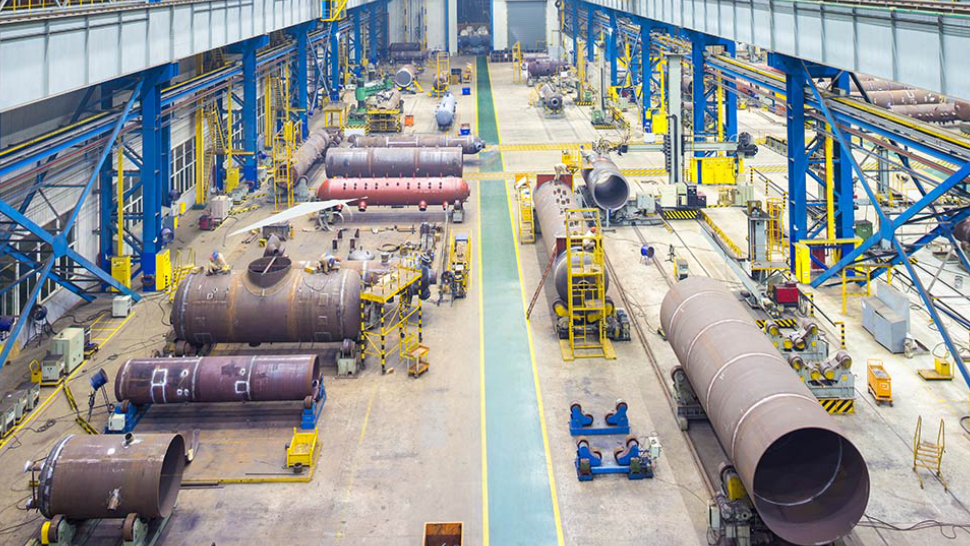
[317,177,470,210]
[115,355,321,405]
[171,258,362,345]
[325,147,463,178]
[275,130,333,186]
[581,154,630,211]
[660,277,870,546]
[31,433,185,520]
[539,83,563,111]
[955,219,970,244]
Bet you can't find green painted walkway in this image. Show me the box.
[477,56,559,546]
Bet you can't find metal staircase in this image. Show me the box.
[913,416,947,490]
[562,209,613,361]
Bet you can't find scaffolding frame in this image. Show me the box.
[515,174,535,244]
[561,209,615,361]
[360,263,424,374]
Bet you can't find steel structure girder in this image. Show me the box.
[0,77,144,371]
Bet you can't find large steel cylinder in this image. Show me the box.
[850,78,911,93]
[533,179,609,301]
[115,355,321,405]
[660,277,870,546]
[377,89,402,110]
[527,59,567,78]
[171,260,362,345]
[889,102,970,123]
[325,147,463,178]
[581,154,630,211]
[955,219,970,244]
[867,89,942,108]
[539,83,563,111]
[275,130,332,186]
[317,177,470,210]
[394,64,416,88]
[32,433,185,520]
[349,134,486,155]
[435,93,457,128]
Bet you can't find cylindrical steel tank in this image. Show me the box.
[851,78,911,92]
[115,355,321,405]
[527,59,567,78]
[889,102,970,123]
[171,258,362,345]
[955,219,970,244]
[394,64,416,89]
[349,134,486,155]
[659,277,870,546]
[325,147,463,178]
[533,179,609,301]
[867,89,942,108]
[342,260,392,284]
[275,130,332,186]
[581,154,631,211]
[376,89,402,110]
[539,83,563,111]
[435,93,457,128]
[318,177,470,210]
[31,433,185,520]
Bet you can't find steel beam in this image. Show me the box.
[586,4,595,63]
[329,23,341,103]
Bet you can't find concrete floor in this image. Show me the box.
[0,57,969,546]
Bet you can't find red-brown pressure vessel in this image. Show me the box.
[317,177,470,211]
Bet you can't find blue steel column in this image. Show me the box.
[572,0,579,66]
[140,65,178,291]
[586,5,595,63]
[832,72,854,239]
[329,23,341,102]
[690,34,708,184]
[785,68,808,264]
[640,22,652,130]
[240,36,268,185]
[354,10,363,77]
[369,2,378,63]
[608,12,617,87]
[723,41,738,140]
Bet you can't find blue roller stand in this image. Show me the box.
[106,401,150,434]
[569,400,629,436]
[300,379,327,430]
[575,437,654,481]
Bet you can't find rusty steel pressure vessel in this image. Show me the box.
[660,277,870,546]
[539,83,563,111]
[850,78,911,92]
[325,147,463,178]
[955,219,970,244]
[115,355,321,405]
[395,64,416,88]
[275,130,332,186]
[30,433,185,520]
[867,89,943,108]
[349,134,486,155]
[581,154,631,211]
[318,177,470,211]
[171,257,362,345]
[889,102,970,123]
[533,179,609,301]
[527,58,567,78]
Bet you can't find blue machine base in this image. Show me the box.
[569,400,630,436]
[300,380,328,430]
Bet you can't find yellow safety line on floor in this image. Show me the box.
[476,182,490,546]
[0,310,135,451]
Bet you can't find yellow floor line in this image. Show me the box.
[477,181,490,546]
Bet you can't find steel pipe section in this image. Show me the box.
[115,355,321,405]
[275,130,332,186]
[318,177,470,211]
[348,134,485,155]
[534,179,609,301]
[659,277,870,546]
[435,93,457,129]
[171,260,362,345]
[888,102,970,123]
[325,147,463,178]
[539,83,564,111]
[527,59,567,78]
[581,154,630,211]
[956,219,970,244]
[31,433,185,520]
[394,64,416,89]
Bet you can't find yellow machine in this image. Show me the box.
[285,428,318,470]
[443,233,471,300]
[867,359,892,405]
[688,156,741,185]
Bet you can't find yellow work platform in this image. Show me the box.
[360,266,422,304]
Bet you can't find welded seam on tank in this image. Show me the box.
[703,352,790,403]
[729,393,818,464]
[666,288,722,333]
[757,443,845,507]
[684,318,751,366]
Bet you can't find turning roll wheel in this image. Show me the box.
[122,514,138,542]
[303,396,314,410]
[605,399,627,422]
[44,515,65,543]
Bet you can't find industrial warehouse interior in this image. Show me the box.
[3,0,970,545]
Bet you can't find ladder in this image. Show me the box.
[563,209,611,361]
[913,416,947,490]
[204,103,228,154]
[518,184,535,244]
